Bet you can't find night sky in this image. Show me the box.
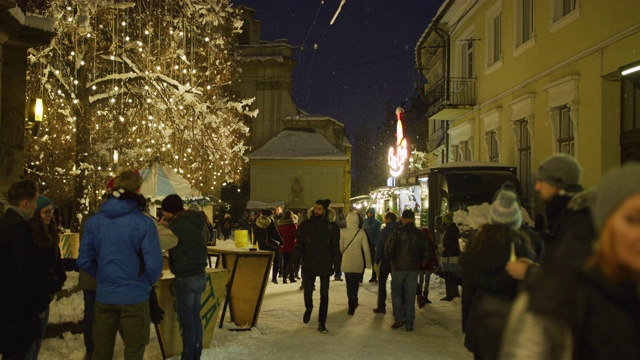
[231,0,440,141]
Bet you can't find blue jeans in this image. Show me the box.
[174,274,207,360]
[83,290,96,355]
[26,307,49,360]
[391,270,419,328]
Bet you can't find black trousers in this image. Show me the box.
[345,273,360,310]
[303,275,330,326]
[376,259,391,309]
[271,249,280,281]
[444,271,460,298]
[281,252,293,281]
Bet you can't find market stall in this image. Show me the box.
[207,246,273,329]
[155,268,229,358]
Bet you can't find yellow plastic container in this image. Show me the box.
[235,230,249,249]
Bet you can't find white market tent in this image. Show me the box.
[139,161,202,203]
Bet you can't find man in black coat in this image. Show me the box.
[0,179,40,358]
[506,153,595,280]
[294,199,340,333]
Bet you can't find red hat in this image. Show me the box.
[106,177,116,190]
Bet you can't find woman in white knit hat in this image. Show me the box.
[460,189,535,360]
[500,162,640,359]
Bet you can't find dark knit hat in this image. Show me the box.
[262,209,273,216]
[401,209,415,219]
[537,154,583,190]
[490,190,522,230]
[590,162,640,232]
[315,199,331,210]
[161,194,183,214]
[35,195,52,214]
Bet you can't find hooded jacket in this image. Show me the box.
[294,207,340,277]
[77,195,163,305]
[540,188,595,269]
[339,212,371,273]
[277,218,297,253]
[362,208,381,246]
[375,221,401,263]
[167,210,208,278]
[253,215,282,251]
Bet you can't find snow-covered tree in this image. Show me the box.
[24,0,255,229]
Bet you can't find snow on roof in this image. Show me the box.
[248,130,348,160]
[286,112,344,128]
[8,6,54,32]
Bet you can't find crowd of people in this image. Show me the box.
[0,169,213,360]
[2,154,640,359]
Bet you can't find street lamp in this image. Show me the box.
[620,60,640,76]
[26,98,44,136]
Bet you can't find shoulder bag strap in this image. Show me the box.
[342,229,360,254]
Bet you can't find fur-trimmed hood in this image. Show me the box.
[565,187,592,212]
[306,207,336,222]
[277,218,295,226]
[255,215,273,229]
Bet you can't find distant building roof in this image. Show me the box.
[248,130,348,160]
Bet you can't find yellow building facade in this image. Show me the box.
[232,6,351,209]
[416,0,640,211]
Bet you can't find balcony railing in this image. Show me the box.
[424,77,476,119]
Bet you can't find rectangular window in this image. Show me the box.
[517,121,532,202]
[462,39,474,78]
[553,0,578,22]
[522,0,533,43]
[558,106,575,155]
[488,131,499,162]
[562,0,576,16]
[492,13,502,64]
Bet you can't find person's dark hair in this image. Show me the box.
[7,179,38,206]
[283,210,294,221]
[315,199,331,210]
[384,212,397,222]
[31,209,59,248]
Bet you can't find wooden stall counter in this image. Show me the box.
[207,246,273,329]
[156,268,229,358]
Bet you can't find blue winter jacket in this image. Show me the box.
[375,221,401,263]
[363,208,381,246]
[77,197,163,305]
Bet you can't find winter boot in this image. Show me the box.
[417,294,426,309]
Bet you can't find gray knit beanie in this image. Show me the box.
[490,190,522,230]
[536,154,583,190]
[590,162,640,232]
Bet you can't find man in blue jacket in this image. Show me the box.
[77,170,163,360]
[372,212,401,314]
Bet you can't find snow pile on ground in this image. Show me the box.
[41,235,470,359]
